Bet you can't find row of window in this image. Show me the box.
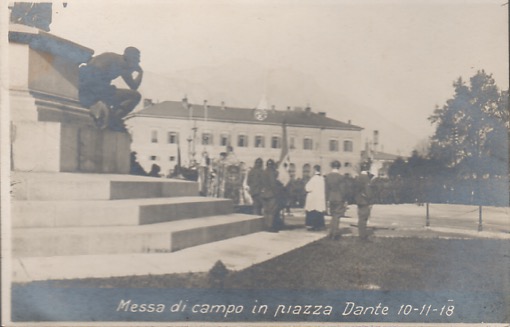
[149,130,354,152]
[151,131,179,144]
[148,156,352,172]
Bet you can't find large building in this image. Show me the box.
[125,99,364,178]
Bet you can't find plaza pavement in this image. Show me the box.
[11,203,509,283]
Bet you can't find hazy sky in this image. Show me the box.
[49,0,508,155]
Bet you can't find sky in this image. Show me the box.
[48,0,508,155]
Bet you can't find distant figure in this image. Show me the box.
[261,159,280,233]
[247,158,265,215]
[304,165,326,231]
[148,164,161,178]
[355,171,374,241]
[286,177,306,208]
[325,160,347,240]
[343,173,355,205]
[223,145,239,166]
[129,152,147,176]
[79,46,143,131]
[221,147,241,204]
[239,162,253,205]
[198,151,210,195]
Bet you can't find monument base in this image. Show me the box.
[9,24,132,175]
[12,121,130,174]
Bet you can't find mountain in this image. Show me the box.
[133,58,429,155]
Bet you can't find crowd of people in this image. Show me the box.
[246,157,375,241]
[246,158,286,232]
[131,147,375,240]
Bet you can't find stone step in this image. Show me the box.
[12,172,199,201]
[13,214,265,257]
[12,229,324,282]
[12,197,233,228]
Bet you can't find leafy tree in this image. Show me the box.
[387,157,408,179]
[428,70,508,178]
[380,71,507,206]
[387,151,445,203]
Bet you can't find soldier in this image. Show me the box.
[261,159,280,233]
[247,158,265,215]
[355,171,374,241]
[129,152,147,176]
[147,163,161,178]
[325,160,346,240]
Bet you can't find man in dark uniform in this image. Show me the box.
[247,158,264,215]
[325,160,346,240]
[355,171,373,241]
[261,159,280,232]
[79,46,143,131]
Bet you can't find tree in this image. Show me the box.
[428,70,508,179]
[388,157,408,179]
[387,151,446,204]
[428,71,509,206]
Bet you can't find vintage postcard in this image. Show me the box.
[1,0,509,326]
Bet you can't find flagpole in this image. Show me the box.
[203,100,208,154]
[277,117,291,187]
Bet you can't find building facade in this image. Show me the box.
[125,100,364,178]
[361,149,400,178]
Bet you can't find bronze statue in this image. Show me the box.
[79,47,143,131]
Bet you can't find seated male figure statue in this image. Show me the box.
[79,46,143,131]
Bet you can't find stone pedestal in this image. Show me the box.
[9,23,131,173]
[12,121,130,173]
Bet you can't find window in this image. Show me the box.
[220,134,230,146]
[329,139,339,152]
[343,140,353,152]
[238,134,248,147]
[344,162,351,167]
[169,156,175,161]
[202,133,213,145]
[271,136,281,149]
[290,137,295,149]
[303,137,313,150]
[149,155,158,161]
[254,135,265,148]
[151,130,158,143]
[167,132,178,144]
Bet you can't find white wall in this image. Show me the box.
[126,117,362,177]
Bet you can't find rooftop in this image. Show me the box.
[128,100,363,131]
[362,150,400,161]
